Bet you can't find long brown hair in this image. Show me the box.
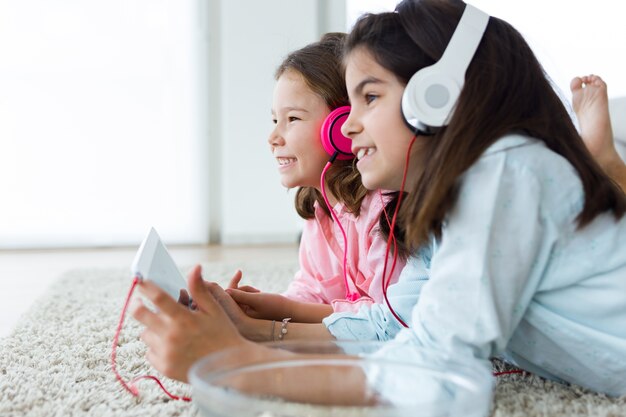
[275,33,367,219]
[345,0,626,250]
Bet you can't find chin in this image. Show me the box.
[360,175,383,191]
[363,175,403,192]
[279,178,295,189]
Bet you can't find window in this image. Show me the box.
[0,0,209,248]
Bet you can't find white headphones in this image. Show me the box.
[401,4,490,134]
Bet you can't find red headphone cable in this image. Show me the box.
[111,276,191,402]
[376,135,526,377]
[320,157,360,302]
[378,135,418,328]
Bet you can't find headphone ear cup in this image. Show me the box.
[320,106,354,160]
[400,4,490,135]
[401,66,461,134]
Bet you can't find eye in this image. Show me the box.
[288,116,300,122]
[272,118,277,124]
[365,93,378,104]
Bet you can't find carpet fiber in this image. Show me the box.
[1,262,624,417]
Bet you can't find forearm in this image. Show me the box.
[289,302,334,323]
[284,321,336,341]
[243,318,336,342]
[222,345,374,406]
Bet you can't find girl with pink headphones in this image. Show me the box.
[220,33,414,338]
[130,36,421,391]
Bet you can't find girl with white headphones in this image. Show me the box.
[337,0,626,397]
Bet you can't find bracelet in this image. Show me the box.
[271,320,276,342]
[277,318,291,341]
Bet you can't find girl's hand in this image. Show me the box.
[131,264,250,382]
[227,270,275,318]
[177,268,257,309]
[225,289,294,321]
[227,269,260,293]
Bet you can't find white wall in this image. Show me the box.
[0,0,346,249]
[470,0,626,100]
[347,0,626,99]
[215,0,346,244]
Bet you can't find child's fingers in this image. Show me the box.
[131,299,167,332]
[226,288,260,307]
[139,328,163,354]
[136,280,184,319]
[178,289,191,306]
[238,285,260,293]
[227,270,243,289]
[204,282,247,318]
[187,265,224,315]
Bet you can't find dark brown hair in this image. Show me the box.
[275,32,367,219]
[345,0,626,250]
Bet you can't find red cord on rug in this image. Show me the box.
[111,276,191,402]
[493,369,525,376]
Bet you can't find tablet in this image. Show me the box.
[131,227,188,301]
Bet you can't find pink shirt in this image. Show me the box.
[283,192,406,313]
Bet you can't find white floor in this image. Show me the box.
[0,244,298,338]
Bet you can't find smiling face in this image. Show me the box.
[268,69,331,189]
[341,47,416,191]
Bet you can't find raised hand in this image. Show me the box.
[227,269,260,293]
[131,265,252,382]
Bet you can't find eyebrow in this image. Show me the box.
[270,106,309,116]
[352,76,384,96]
[281,106,309,113]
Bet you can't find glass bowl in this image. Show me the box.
[188,341,494,417]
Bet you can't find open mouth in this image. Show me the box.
[356,148,376,160]
[277,157,297,166]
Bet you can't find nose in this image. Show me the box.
[340,109,360,140]
[268,125,284,148]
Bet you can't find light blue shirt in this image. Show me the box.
[324,134,626,397]
[323,245,430,339]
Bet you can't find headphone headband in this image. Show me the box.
[438,5,490,85]
[401,4,490,134]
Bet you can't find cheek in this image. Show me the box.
[296,128,324,153]
[386,130,414,162]
[305,137,331,165]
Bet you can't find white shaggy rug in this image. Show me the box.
[0,261,624,417]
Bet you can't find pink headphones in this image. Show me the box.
[319,105,362,301]
[320,106,353,160]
